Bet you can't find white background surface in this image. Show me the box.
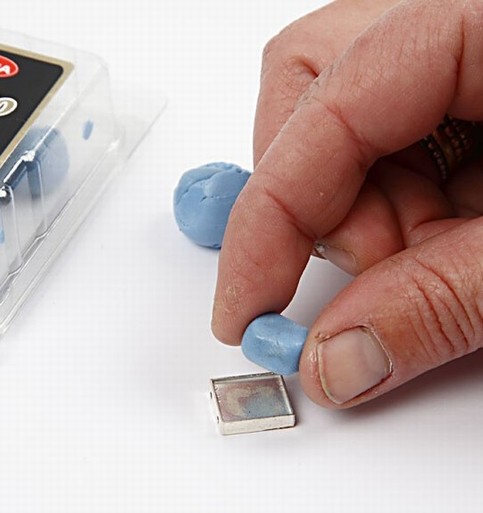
[0,1,482,512]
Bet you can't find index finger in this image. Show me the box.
[212,0,476,344]
[253,0,402,165]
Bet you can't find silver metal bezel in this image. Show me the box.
[209,372,296,436]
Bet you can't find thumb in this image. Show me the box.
[300,217,483,408]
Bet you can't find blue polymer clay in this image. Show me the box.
[241,313,308,375]
[173,162,250,249]
[7,126,69,196]
[25,127,69,196]
[0,126,69,244]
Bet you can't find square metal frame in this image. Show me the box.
[209,372,296,435]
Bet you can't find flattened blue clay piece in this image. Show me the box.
[241,313,308,375]
[173,162,250,248]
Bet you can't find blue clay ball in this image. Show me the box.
[173,162,250,249]
[241,313,308,375]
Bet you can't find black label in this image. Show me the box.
[0,46,70,163]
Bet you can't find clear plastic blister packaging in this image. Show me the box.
[0,29,162,334]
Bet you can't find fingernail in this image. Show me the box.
[317,327,392,404]
[313,242,357,275]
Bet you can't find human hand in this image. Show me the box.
[211,0,483,408]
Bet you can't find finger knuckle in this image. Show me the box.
[261,32,287,68]
[400,254,482,365]
[261,16,303,59]
[262,39,318,95]
[279,56,317,96]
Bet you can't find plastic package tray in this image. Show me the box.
[0,29,162,335]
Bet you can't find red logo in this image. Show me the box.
[0,56,19,78]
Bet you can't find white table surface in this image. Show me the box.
[1,1,482,512]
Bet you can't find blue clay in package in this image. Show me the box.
[0,29,161,334]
